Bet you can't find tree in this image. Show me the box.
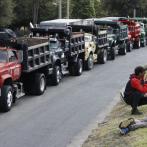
[102,0,142,17]
[71,0,95,18]
[38,0,58,21]
[94,0,107,17]
[0,0,14,27]
[33,0,39,25]
[13,0,32,28]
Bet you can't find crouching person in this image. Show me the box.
[123,66,147,115]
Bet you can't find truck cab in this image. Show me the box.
[139,22,146,47]
[49,37,65,64]
[84,33,96,70]
[0,48,22,87]
[0,47,22,112]
[129,17,147,47]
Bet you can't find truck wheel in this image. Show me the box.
[134,40,140,49]
[74,59,83,76]
[110,47,115,60]
[33,73,46,95]
[98,49,107,64]
[127,42,132,52]
[118,43,126,55]
[68,65,75,76]
[141,39,146,47]
[0,86,13,112]
[137,40,141,49]
[51,66,62,85]
[85,54,94,70]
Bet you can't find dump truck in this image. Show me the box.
[31,20,85,76]
[94,19,129,58]
[129,17,147,47]
[0,26,85,112]
[70,19,109,67]
[0,38,52,112]
[106,17,141,49]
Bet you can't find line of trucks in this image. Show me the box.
[0,17,147,112]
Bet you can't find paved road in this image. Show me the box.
[1,47,147,147]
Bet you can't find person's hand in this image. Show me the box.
[144,93,147,97]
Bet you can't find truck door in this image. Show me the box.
[8,50,21,81]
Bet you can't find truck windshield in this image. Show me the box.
[0,50,7,63]
[50,41,58,49]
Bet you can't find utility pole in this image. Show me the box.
[133,8,136,18]
[59,0,62,19]
[67,0,70,18]
[33,0,39,25]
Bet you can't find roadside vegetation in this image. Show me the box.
[82,99,147,147]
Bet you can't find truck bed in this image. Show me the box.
[15,37,51,73]
[69,32,85,56]
[16,37,49,46]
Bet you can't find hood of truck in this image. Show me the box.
[85,41,90,48]
[0,62,7,69]
[85,41,95,48]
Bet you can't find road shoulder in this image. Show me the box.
[82,98,147,147]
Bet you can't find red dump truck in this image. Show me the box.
[107,17,141,49]
[0,27,85,112]
[118,18,141,49]
[0,38,50,112]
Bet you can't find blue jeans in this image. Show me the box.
[130,117,147,130]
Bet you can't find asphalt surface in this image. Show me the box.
[1,47,147,147]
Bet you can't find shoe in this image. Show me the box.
[131,109,142,115]
[120,127,130,135]
[119,118,135,129]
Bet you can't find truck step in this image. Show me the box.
[16,92,25,99]
[62,70,69,75]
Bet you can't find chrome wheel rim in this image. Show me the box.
[56,67,61,83]
[40,77,45,92]
[7,91,13,108]
[104,50,107,63]
[79,61,83,74]
[88,55,94,69]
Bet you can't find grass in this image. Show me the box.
[82,100,147,147]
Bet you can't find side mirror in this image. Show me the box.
[17,50,23,63]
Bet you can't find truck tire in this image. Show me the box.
[68,65,75,76]
[51,66,62,85]
[133,40,140,49]
[110,47,115,60]
[98,49,107,64]
[74,59,83,76]
[33,73,46,95]
[85,54,94,70]
[127,42,132,52]
[118,43,126,55]
[141,39,146,47]
[0,85,13,112]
